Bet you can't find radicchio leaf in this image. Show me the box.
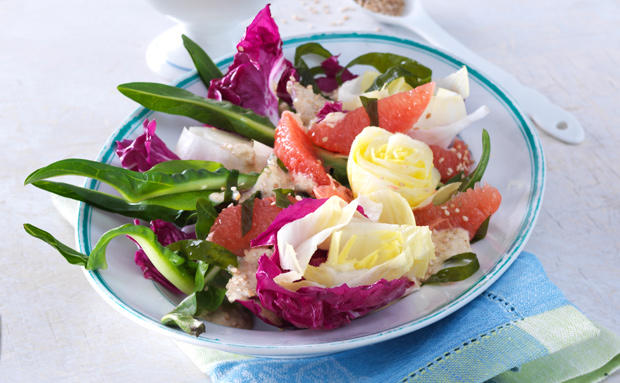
[315,101,344,123]
[115,119,179,172]
[133,219,195,294]
[315,55,358,93]
[206,5,297,123]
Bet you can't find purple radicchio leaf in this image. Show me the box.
[206,5,297,124]
[249,254,412,329]
[315,55,358,93]
[246,197,412,329]
[132,219,195,294]
[315,101,344,123]
[115,119,179,172]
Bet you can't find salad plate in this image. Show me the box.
[76,32,544,357]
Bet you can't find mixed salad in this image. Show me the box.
[24,5,501,335]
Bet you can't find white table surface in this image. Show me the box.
[1,0,618,381]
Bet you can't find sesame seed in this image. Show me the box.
[322,137,328,142]
[455,208,460,213]
[444,210,450,216]
[462,216,469,222]
[438,157,445,163]
[292,14,304,21]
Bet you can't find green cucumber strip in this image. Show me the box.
[424,252,480,284]
[89,224,196,294]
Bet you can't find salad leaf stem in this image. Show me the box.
[424,252,480,284]
[181,34,223,87]
[471,217,490,243]
[458,129,490,192]
[193,198,218,240]
[117,82,277,146]
[30,180,194,226]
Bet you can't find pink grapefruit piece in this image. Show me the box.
[307,82,435,154]
[413,184,502,239]
[209,197,284,257]
[430,138,474,182]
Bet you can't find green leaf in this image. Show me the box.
[458,129,491,192]
[30,180,193,226]
[294,42,334,90]
[25,159,257,204]
[161,288,227,336]
[181,34,223,87]
[23,224,89,266]
[220,169,239,208]
[89,224,196,294]
[360,96,379,126]
[471,217,490,243]
[193,261,210,292]
[117,82,276,146]
[424,252,480,284]
[444,171,465,185]
[346,53,432,90]
[274,188,294,208]
[240,191,261,236]
[194,198,218,240]
[147,160,222,174]
[167,240,238,269]
[315,148,349,187]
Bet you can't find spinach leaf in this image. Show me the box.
[315,148,349,187]
[471,217,490,243]
[193,261,210,292]
[193,198,218,240]
[117,82,276,146]
[424,252,480,284]
[161,288,227,336]
[30,180,193,226]
[167,240,238,269]
[346,52,432,90]
[25,159,257,204]
[220,169,239,208]
[23,224,89,266]
[181,34,223,87]
[240,191,261,236]
[294,42,333,89]
[458,129,491,192]
[360,96,379,126]
[273,188,295,208]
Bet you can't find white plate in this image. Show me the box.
[76,33,545,357]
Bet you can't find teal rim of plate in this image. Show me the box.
[76,32,545,351]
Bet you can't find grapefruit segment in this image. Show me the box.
[431,138,474,182]
[413,184,501,239]
[308,82,435,154]
[274,111,331,186]
[209,197,284,256]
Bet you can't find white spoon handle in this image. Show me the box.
[397,4,585,144]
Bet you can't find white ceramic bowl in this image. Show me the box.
[77,33,545,357]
